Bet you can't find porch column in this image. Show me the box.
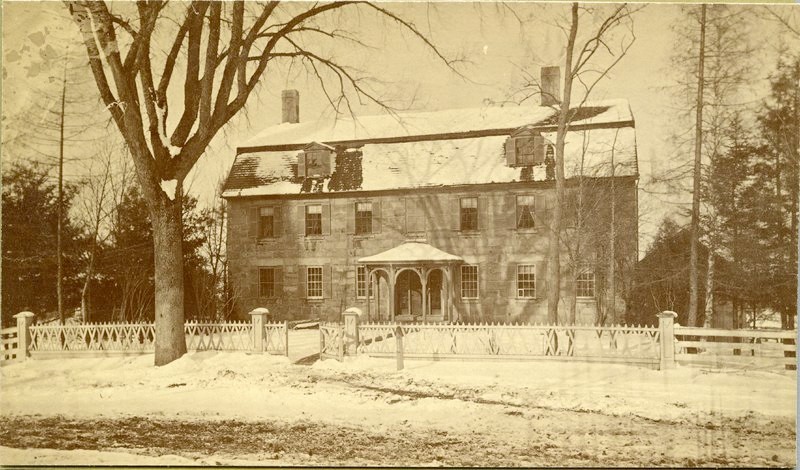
[375,272,381,320]
[365,268,371,322]
[447,265,455,322]
[421,268,428,324]
[389,265,396,322]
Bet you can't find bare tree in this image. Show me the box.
[65,1,455,365]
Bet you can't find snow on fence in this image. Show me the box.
[674,326,797,369]
[356,322,661,365]
[1,326,20,364]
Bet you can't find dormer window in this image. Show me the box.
[297,142,334,178]
[504,132,547,167]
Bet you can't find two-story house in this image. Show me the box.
[222,70,639,325]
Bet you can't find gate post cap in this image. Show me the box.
[343,307,363,317]
[249,307,270,316]
[657,311,678,318]
[13,311,35,318]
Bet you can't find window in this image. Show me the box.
[576,269,595,298]
[305,205,322,236]
[460,197,478,231]
[356,266,374,299]
[355,202,373,235]
[306,266,323,299]
[545,144,555,162]
[461,265,479,299]
[259,207,274,238]
[516,138,536,165]
[259,268,275,298]
[517,265,536,298]
[516,195,536,229]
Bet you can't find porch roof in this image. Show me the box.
[358,241,462,265]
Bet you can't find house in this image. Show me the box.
[222,69,639,324]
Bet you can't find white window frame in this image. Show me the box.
[356,265,374,299]
[517,265,536,298]
[355,202,373,235]
[305,204,322,236]
[306,266,323,300]
[461,265,479,300]
[576,268,595,298]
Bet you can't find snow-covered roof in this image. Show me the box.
[223,100,637,198]
[358,241,462,264]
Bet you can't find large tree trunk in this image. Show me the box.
[152,196,187,366]
[689,4,707,328]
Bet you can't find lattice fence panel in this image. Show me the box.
[184,321,253,351]
[29,323,156,352]
[264,322,288,355]
[320,323,344,360]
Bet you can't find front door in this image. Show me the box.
[395,270,422,320]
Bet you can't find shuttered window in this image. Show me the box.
[259,207,274,238]
[305,205,322,236]
[461,265,479,299]
[517,265,536,298]
[355,202,373,234]
[307,266,323,299]
[460,197,478,231]
[516,195,536,229]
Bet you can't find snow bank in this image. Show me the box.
[0,446,280,466]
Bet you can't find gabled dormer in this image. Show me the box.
[504,128,553,167]
[297,142,335,178]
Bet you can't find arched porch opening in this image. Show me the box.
[395,269,422,321]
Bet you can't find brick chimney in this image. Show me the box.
[540,66,561,107]
[281,89,299,123]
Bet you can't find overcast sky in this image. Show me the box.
[2,2,798,250]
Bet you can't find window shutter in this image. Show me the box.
[297,205,306,236]
[297,152,306,178]
[454,265,462,302]
[536,262,547,299]
[502,193,516,229]
[452,196,461,231]
[274,267,283,298]
[322,203,331,235]
[535,194,548,227]
[325,265,333,299]
[507,264,518,299]
[298,266,307,299]
[533,135,546,164]
[273,206,282,238]
[476,196,483,231]
[346,202,355,234]
[504,136,516,166]
[248,207,259,238]
[251,268,261,299]
[372,200,381,233]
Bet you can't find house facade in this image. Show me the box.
[223,75,639,324]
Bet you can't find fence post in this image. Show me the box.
[284,320,289,357]
[13,311,35,361]
[395,325,404,371]
[657,311,678,370]
[343,307,362,356]
[249,308,269,354]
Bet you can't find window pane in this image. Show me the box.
[260,207,274,216]
[576,269,595,298]
[356,266,374,299]
[517,195,535,229]
[460,197,477,209]
[460,197,478,231]
[461,265,479,299]
[355,202,373,234]
[307,266,323,299]
[517,265,536,298]
[356,202,372,212]
[306,205,322,235]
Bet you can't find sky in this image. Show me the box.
[2,2,798,252]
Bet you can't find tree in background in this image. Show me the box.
[1,162,83,326]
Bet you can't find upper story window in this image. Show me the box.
[516,195,536,229]
[576,268,595,298]
[259,207,275,238]
[505,133,546,167]
[461,265,479,299]
[305,205,322,236]
[298,142,334,178]
[460,197,478,231]
[517,265,536,298]
[355,202,373,235]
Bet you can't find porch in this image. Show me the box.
[358,241,463,323]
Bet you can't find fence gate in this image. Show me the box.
[319,323,344,361]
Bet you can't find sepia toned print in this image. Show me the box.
[1,1,797,467]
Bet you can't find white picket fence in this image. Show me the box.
[356,322,661,365]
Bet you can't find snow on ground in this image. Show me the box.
[0,445,276,466]
[0,352,795,466]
